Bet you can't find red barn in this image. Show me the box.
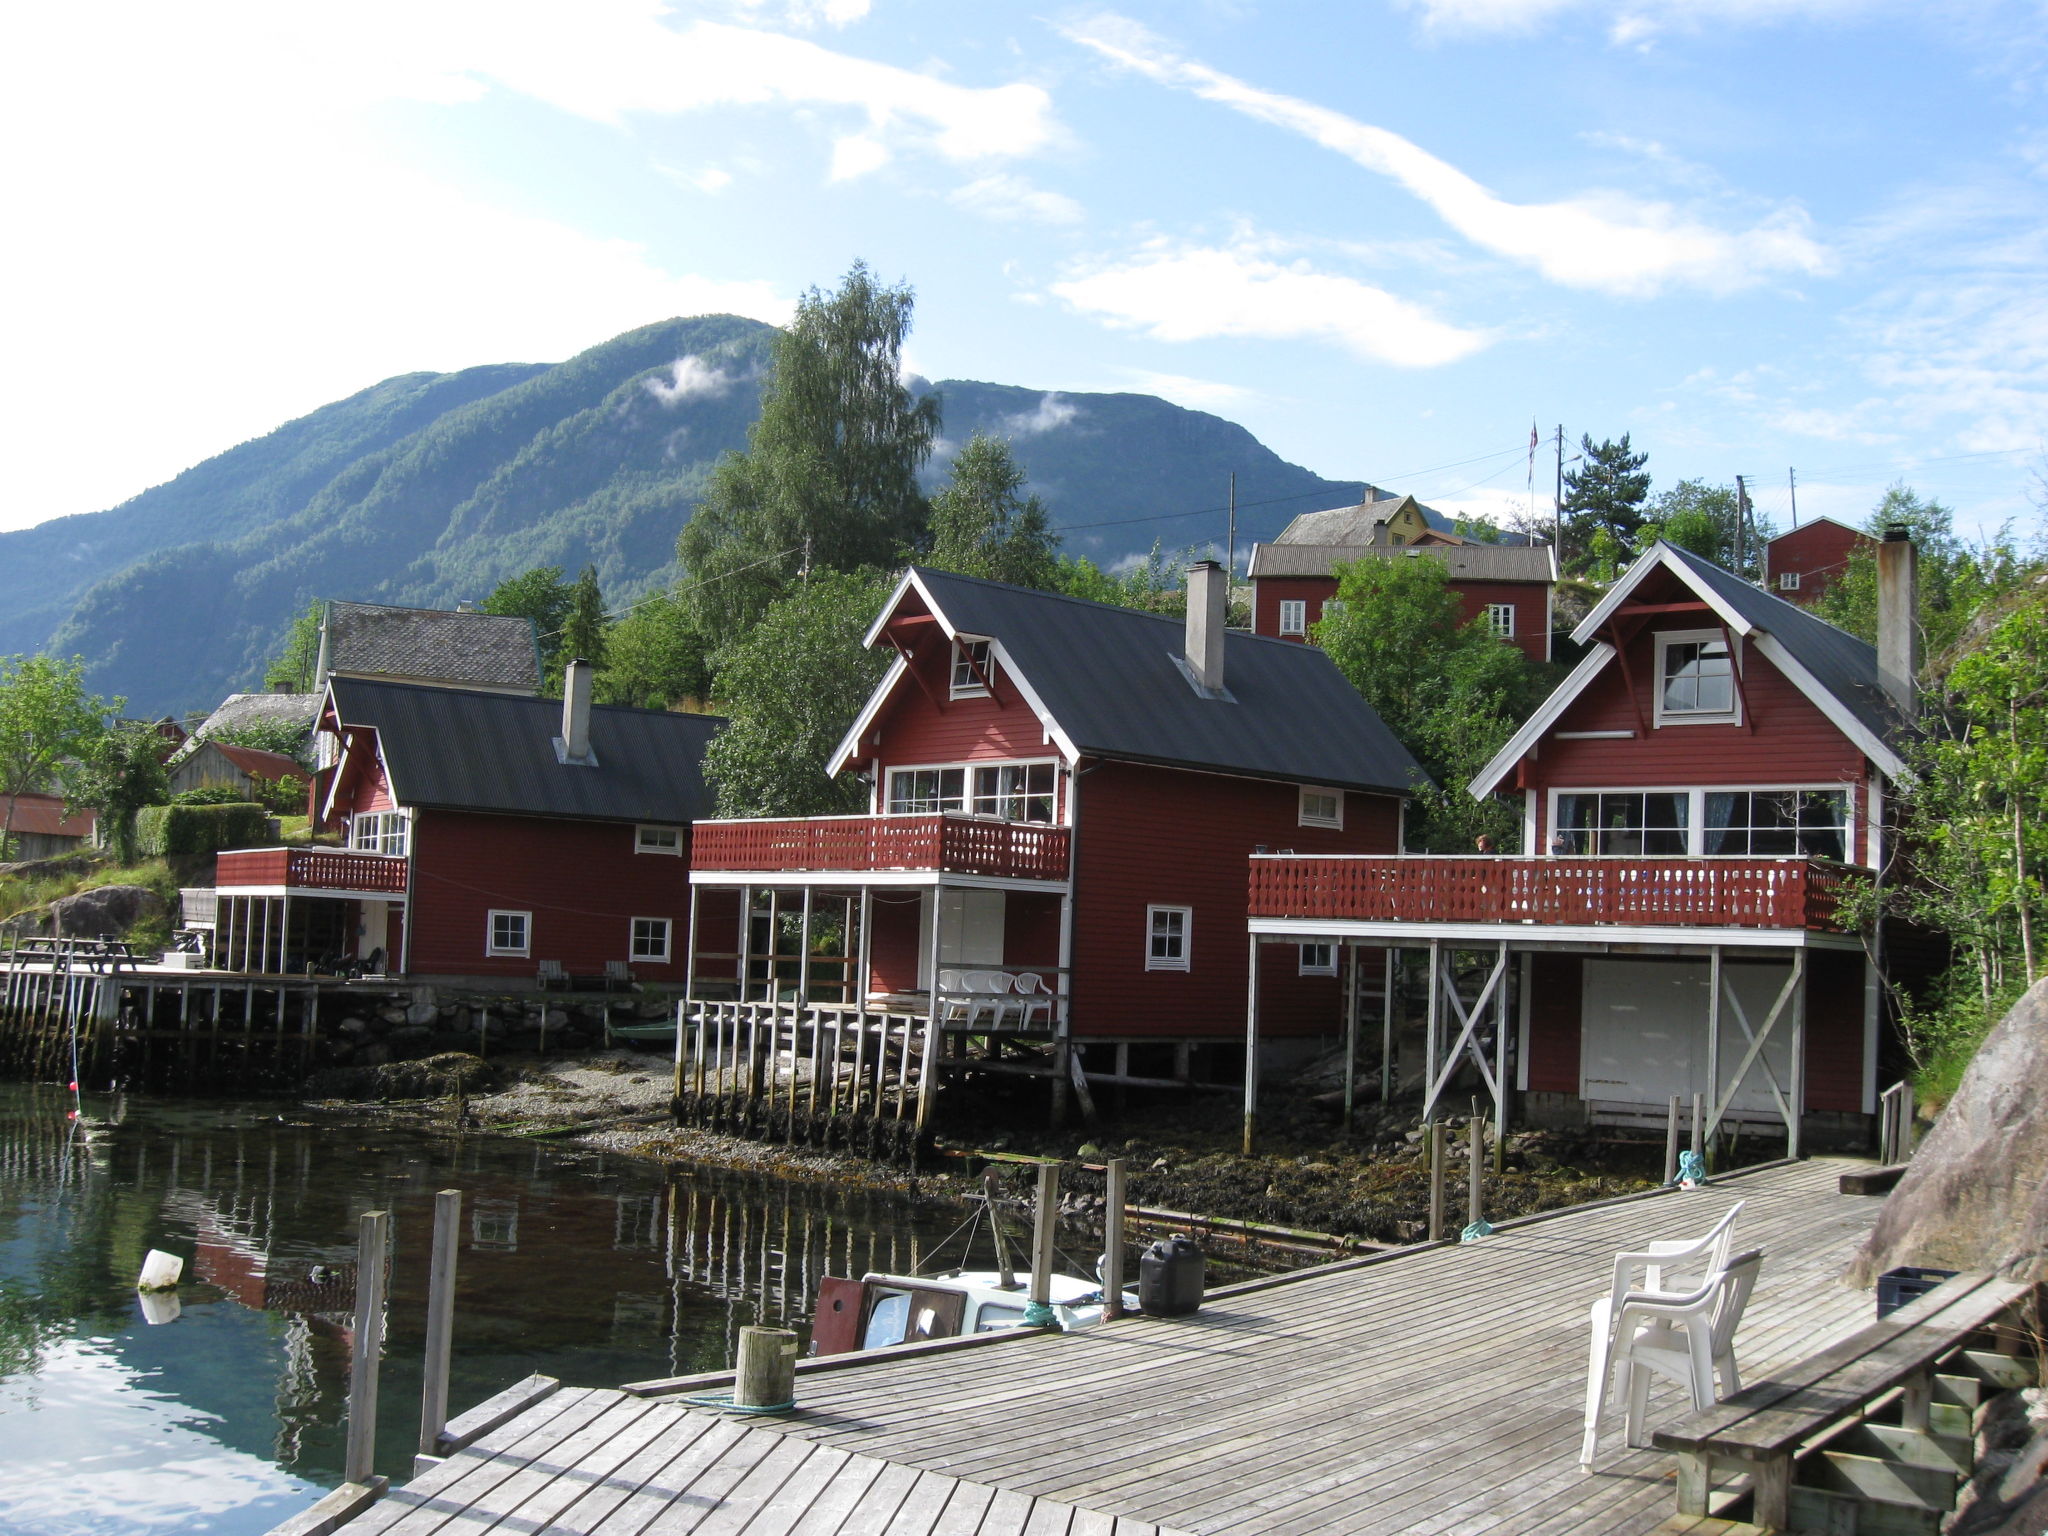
[1248,498,1557,661]
[1763,517,1874,606]
[1247,539,1922,1155]
[686,563,1420,1108]
[205,667,720,986]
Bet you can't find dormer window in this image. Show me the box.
[950,638,992,698]
[1655,630,1740,726]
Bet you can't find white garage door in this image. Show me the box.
[1579,958,1799,1117]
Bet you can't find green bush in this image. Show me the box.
[171,785,247,806]
[135,803,272,858]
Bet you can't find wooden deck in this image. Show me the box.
[321,1158,1884,1536]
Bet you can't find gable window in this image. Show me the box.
[635,824,683,857]
[1278,600,1307,637]
[1299,787,1343,829]
[887,766,967,814]
[950,638,993,698]
[1299,942,1336,976]
[630,917,672,963]
[1655,630,1739,725]
[1146,906,1190,971]
[1777,571,1801,592]
[971,762,1055,822]
[487,910,531,957]
[1486,603,1516,638]
[1705,790,1849,861]
[349,810,409,856]
[1553,792,1690,856]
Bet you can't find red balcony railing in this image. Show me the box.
[215,847,409,895]
[692,814,1070,882]
[1249,855,1856,933]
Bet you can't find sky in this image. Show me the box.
[5,0,2047,548]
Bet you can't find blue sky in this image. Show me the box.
[6,0,2045,547]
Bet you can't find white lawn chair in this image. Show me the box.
[1580,1247,1763,1466]
[964,969,1019,1026]
[938,968,985,1026]
[1010,970,1055,1028]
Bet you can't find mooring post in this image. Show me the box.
[417,1190,461,1459]
[1664,1095,1681,1185]
[733,1325,797,1410]
[1467,1097,1484,1234]
[1103,1158,1127,1321]
[1028,1160,1059,1322]
[345,1210,390,1487]
[1427,1121,1447,1243]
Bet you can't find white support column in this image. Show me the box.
[737,885,753,1003]
[857,886,873,1005]
[1382,946,1397,1105]
[1243,934,1261,1155]
[1707,948,1722,1145]
[1423,939,1441,1122]
[1789,949,1807,1159]
[1493,940,1509,1149]
[1342,941,1360,1133]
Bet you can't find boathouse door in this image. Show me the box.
[1579,958,1798,1119]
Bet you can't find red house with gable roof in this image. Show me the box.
[686,563,1421,1110]
[1245,538,1923,1154]
[1763,517,1876,606]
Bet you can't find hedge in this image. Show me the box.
[136,803,272,858]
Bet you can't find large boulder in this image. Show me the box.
[49,884,166,939]
[1849,976,2048,1286]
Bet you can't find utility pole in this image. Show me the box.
[1553,424,1566,549]
[1788,467,1799,528]
[1734,475,1751,575]
[1226,471,1237,582]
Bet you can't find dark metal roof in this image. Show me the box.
[328,677,723,823]
[906,568,1427,795]
[1660,543,1911,753]
[325,601,542,692]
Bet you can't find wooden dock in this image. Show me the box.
[308,1158,1885,1536]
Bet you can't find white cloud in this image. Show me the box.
[1398,0,1886,44]
[1062,14,1831,296]
[950,174,1086,225]
[1003,393,1081,436]
[1052,241,1493,367]
[1109,369,1262,412]
[830,134,892,180]
[644,355,747,404]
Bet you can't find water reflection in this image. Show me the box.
[0,1083,977,1535]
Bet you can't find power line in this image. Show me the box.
[535,543,805,642]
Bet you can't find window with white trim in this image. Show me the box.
[1146,906,1190,971]
[1777,571,1801,592]
[1655,630,1740,725]
[1278,600,1307,636]
[349,809,410,856]
[1299,943,1336,976]
[635,824,683,856]
[950,638,992,698]
[630,917,672,963]
[1553,791,1690,856]
[1299,787,1343,829]
[971,762,1055,822]
[487,910,531,957]
[886,760,1057,822]
[1550,786,1855,860]
[887,765,966,814]
[1703,790,1849,861]
[1322,599,1347,620]
[1486,603,1516,638]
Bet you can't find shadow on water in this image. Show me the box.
[0,1082,989,1535]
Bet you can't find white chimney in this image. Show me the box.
[1185,560,1227,694]
[561,658,594,763]
[1876,528,1919,721]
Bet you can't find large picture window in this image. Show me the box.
[887,760,1057,821]
[1704,790,1849,861]
[1656,630,1739,724]
[1553,791,1690,856]
[971,762,1055,822]
[887,766,967,814]
[1551,786,1854,860]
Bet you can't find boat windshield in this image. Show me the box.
[862,1291,911,1349]
[973,1302,1028,1333]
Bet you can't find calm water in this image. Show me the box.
[0,1082,976,1535]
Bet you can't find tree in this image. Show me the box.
[0,656,119,860]
[263,601,324,693]
[677,261,941,646]
[66,722,171,863]
[600,592,714,710]
[701,572,893,817]
[1637,480,1747,568]
[558,565,609,684]
[483,566,574,676]
[1562,433,1651,564]
[1314,558,1546,851]
[927,433,1061,589]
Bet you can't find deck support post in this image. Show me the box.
[1493,940,1509,1167]
[1382,946,1397,1105]
[1028,1160,1058,1320]
[677,888,700,1102]
[1468,1096,1485,1232]
[1788,948,1807,1159]
[344,1209,390,1487]
[1342,941,1360,1134]
[1103,1158,1127,1321]
[1706,948,1722,1168]
[1242,935,1261,1156]
[737,885,753,1003]
[1427,1121,1447,1242]
[1423,940,1441,1122]
[418,1190,461,1457]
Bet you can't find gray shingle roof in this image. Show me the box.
[328,678,723,823]
[1248,541,1555,582]
[324,601,541,692]
[905,568,1427,796]
[1274,495,1438,546]
[176,693,320,762]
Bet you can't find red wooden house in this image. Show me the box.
[203,666,720,985]
[685,562,1420,1112]
[1763,517,1875,606]
[1245,537,1922,1155]
[1248,496,1557,661]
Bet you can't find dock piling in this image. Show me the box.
[345,1210,390,1487]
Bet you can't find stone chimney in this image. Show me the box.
[1876,527,1919,721]
[1185,559,1227,694]
[560,658,595,763]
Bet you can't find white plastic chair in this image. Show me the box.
[964,969,1019,1026]
[1580,1248,1763,1466]
[937,968,986,1026]
[1010,971,1054,1028]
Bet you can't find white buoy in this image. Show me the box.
[138,1250,184,1292]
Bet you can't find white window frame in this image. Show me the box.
[1653,628,1742,728]
[1299,942,1337,976]
[1486,603,1516,638]
[1298,787,1343,829]
[1145,905,1191,971]
[950,637,993,699]
[348,808,410,857]
[1546,784,1858,861]
[635,824,684,856]
[630,916,672,963]
[1278,599,1307,637]
[883,757,1062,822]
[486,909,531,958]
[1777,571,1801,591]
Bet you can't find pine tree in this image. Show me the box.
[1562,434,1652,564]
[557,565,609,685]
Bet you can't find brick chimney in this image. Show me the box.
[1876,527,1919,721]
[1185,560,1227,694]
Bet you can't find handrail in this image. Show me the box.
[691,814,1069,882]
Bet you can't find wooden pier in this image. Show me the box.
[300,1158,1896,1536]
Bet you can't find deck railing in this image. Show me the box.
[215,847,409,895]
[1248,855,1856,932]
[692,814,1070,882]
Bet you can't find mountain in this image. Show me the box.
[2,316,1370,714]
